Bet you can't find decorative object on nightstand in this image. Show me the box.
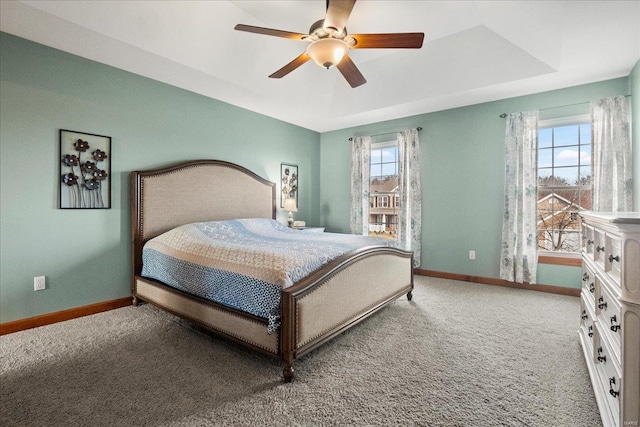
[284,198,297,227]
[579,212,640,427]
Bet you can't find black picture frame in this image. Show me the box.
[280,163,298,208]
[59,129,111,209]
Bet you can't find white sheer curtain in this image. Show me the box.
[591,96,633,211]
[349,136,371,235]
[397,129,422,267]
[500,111,539,284]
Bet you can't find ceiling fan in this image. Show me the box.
[234,0,424,88]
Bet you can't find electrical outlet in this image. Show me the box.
[469,250,476,260]
[34,276,46,291]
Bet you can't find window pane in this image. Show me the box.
[578,190,592,211]
[381,147,397,162]
[381,163,396,176]
[580,124,592,144]
[538,148,552,168]
[554,147,581,167]
[539,128,552,148]
[370,164,382,177]
[538,168,553,185]
[554,125,579,147]
[371,149,382,163]
[579,166,591,185]
[537,190,554,221]
[581,144,592,166]
[554,166,579,185]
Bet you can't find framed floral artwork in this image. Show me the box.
[280,163,298,208]
[59,129,111,209]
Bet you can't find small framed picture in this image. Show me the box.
[280,163,298,208]
[59,129,111,209]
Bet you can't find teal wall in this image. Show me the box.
[631,59,640,211]
[1,31,636,324]
[319,78,631,288]
[0,33,320,323]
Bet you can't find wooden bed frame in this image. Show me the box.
[131,160,413,381]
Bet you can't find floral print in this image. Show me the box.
[350,136,371,236]
[397,129,422,267]
[500,111,539,284]
[591,96,633,212]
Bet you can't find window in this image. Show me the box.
[369,141,399,239]
[537,115,592,254]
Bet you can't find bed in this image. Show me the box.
[131,160,414,382]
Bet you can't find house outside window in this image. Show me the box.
[537,115,592,254]
[369,141,399,239]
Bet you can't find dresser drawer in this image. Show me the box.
[582,223,595,255]
[580,293,596,354]
[604,234,622,288]
[597,282,622,364]
[594,229,607,268]
[594,324,622,424]
[582,263,597,303]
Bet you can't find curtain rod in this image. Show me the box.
[498,94,631,118]
[348,127,422,141]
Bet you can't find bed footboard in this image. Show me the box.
[280,247,413,381]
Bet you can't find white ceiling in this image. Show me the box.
[1,1,639,132]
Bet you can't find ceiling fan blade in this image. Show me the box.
[234,24,307,41]
[350,33,425,49]
[324,0,356,34]
[336,55,366,88]
[269,53,311,79]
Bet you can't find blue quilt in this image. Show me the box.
[141,218,396,333]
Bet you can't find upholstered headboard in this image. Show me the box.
[131,160,275,276]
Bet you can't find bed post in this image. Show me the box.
[280,290,296,382]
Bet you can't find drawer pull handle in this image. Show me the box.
[581,310,588,320]
[589,283,595,293]
[596,245,605,252]
[597,346,606,363]
[588,326,593,337]
[583,272,589,282]
[598,297,607,310]
[587,239,594,245]
[610,315,621,332]
[609,377,619,398]
[608,254,620,263]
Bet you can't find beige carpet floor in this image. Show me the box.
[1,276,601,426]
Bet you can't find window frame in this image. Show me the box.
[368,139,400,239]
[537,114,592,264]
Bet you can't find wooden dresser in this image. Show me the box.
[579,212,640,427]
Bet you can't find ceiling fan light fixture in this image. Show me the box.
[306,38,348,69]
